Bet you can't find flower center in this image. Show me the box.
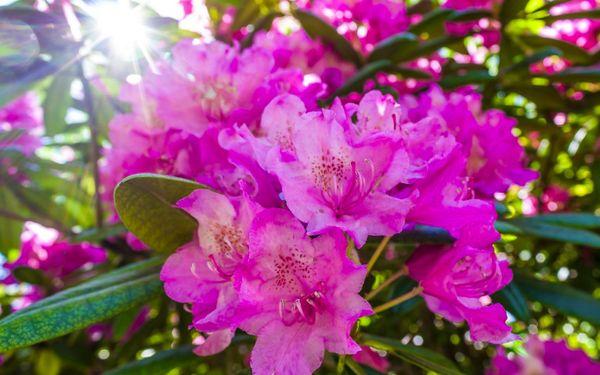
[278,282,327,326]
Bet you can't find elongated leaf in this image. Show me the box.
[493,282,531,322]
[448,9,492,22]
[392,225,454,244]
[114,174,206,253]
[540,9,600,22]
[440,70,494,88]
[500,0,528,23]
[517,34,592,64]
[535,67,600,83]
[367,32,418,63]
[520,213,600,229]
[408,8,454,37]
[330,60,391,98]
[0,273,162,352]
[507,84,568,111]
[7,257,163,318]
[502,47,562,74]
[12,266,50,286]
[43,70,74,135]
[515,273,600,324]
[399,35,465,62]
[501,218,600,248]
[293,9,363,66]
[105,346,201,375]
[361,335,462,375]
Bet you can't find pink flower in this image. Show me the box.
[0,93,42,156]
[487,336,600,374]
[401,85,538,197]
[236,209,372,375]
[542,184,570,212]
[266,95,413,247]
[1,222,106,308]
[407,239,515,343]
[160,189,261,351]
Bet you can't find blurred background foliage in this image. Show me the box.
[0,0,599,374]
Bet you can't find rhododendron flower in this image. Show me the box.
[1,222,106,308]
[487,336,600,374]
[161,189,261,337]
[236,209,372,374]
[0,93,42,156]
[401,85,538,196]
[407,240,515,343]
[265,95,414,247]
[541,0,600,52]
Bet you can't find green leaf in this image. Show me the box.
[517,34,592,64]
[499,218,600,248]
[329,60,392,98]
[493,282,531,322]
[531,0,574,13]
[520,213,600,229]
[500,0,529,23]
[515,273,600,325]
[506,84,568,111]
[408,8,455,38]
[0,273,162,352]
[399,35,465,62]
[7,257,163,318]
[292,9,363,66]
[448,9,493,22]
[540,9,600,22]
[12,266,50,286]
[43,70,74,135]
[367,32,418,63]
[114,174,206,253]
[345,357,368,375]
[36,349,61,375]
[440,70,495,89]
[0,187,25,255]
[70,224,127,244]
[502,47,562,74]
[534,67,600,83]
[392,225,455,244]
[361,335,463,375]
[104,345,201,375]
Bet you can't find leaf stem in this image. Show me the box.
[366,267,407,301]
[366,236,391,273]
[372,286,423,314]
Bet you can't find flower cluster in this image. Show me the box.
[148,75,536,371]
[487,336,600,374]
[1,222,106,310]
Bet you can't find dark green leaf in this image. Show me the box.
[367,32,418,63]
[361,335,463,375]
[493,282,531,321]
[399,35,465,62]
[500,0,529,23]
[520,213,600,229]
[392,225,455,244]
[534,67,600,83]
[515,273,600,325]
[114,174,206,253]
[517,34,592,64]
[448,9,493,22]
[43,70,74,135]
[506,84,568,111]
[329,60,391,98]
[540,9,600,22]
[440,70,495,89]
[502,47,562,74]
[105,345,201,375]
[500,218,600,248]
[9,257,163,317]
[293,9,363,66]
[408,8,455,37]
[70,224,127,244]
[12,266,50,286]
[0,273,162,352]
